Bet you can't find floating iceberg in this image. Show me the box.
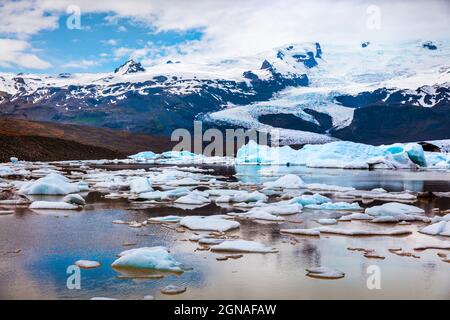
[419,221,450,237]
[180,216,240,232]
[365,202,424,217]
[290,194,331,206]
[29,201,80,210]
[174,192,211,205]
[75,260,101,269]
[263,174,305,189]
[129,177,153,194]
[236,140,430,169]
[63,194,86,206]
[112,246,182,272]
[20,173,81,195]
[210,240,278,253]
[305,202,362,211]
[138,188,190,201]
[306,267,345,279]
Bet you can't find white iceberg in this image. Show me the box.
[365,202,424,217]
[129,177,153,194]
[138,188,190,201]
[290,194,331,206]
[112,246,182,272]
[280,228,321,236]
[317,218,338,225]
[305,202,362,211]
[210,240,278,253]
[180,216,240,232]
[20,173,81,195]
[75,260,101,269]
[63,194,86,206]
[263,174,305,189]
[419,221,450,237]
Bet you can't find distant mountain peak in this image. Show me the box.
[114,59,146,75]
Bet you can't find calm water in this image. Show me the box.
[0,165,449,300]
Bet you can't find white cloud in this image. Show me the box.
[102,39,118,46]
[62,59,99,69]
[0,0,58,36]
[0,39,51,69]
[2,0,450,66]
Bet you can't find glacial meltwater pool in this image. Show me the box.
[0,164,449,300]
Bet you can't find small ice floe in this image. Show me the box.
[419,221,450,237]
[90,297,118,300]
[305,267,345,279]
[63,194,86,206]
[166,177,201,187]
[305,202,362,211]
[112,246,183,272]
[280,229,321,236]
[365,202,424,217]
[335,190,416,202]
[263,174,305,189]
[210,240,278,253]
[10,157,18,164]
[317,218,338,225]
[148,216,182,223]
[129,177,153,194]
[161,284,187,295]
[316,227,412,236]
[339,213,375,221]
[75,260,101,269]
[137,188,190,201]
[143,295,155,300]
[430,214,450,223]
[180,216,240,232]
[20,173,82,195]
[174,191,211,205]
[29,201,80,210]
[306,183,355,192]
[229,209,285,222]
[198,238,225,245]
[289,194,331,206]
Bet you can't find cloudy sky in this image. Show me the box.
[0,0,449,73]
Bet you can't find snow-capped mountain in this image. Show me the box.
[0,41,449,145]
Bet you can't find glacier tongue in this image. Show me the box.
[236,140,430,169]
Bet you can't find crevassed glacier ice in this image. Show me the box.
[236,140,431,169]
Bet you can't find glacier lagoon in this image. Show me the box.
[0,161,449,300]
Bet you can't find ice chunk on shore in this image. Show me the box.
[305,202,362,211]
[29,201,79,210]
[112,247,182,272]
[365,202,424,217]
[20,173,81,195]
[175,192,211,205]
[263,174,304,189]
[318,218,338,225]
[419,221,450,237]
[290,194,330,206]
[180,216,240,232]
[211,240,278,253]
